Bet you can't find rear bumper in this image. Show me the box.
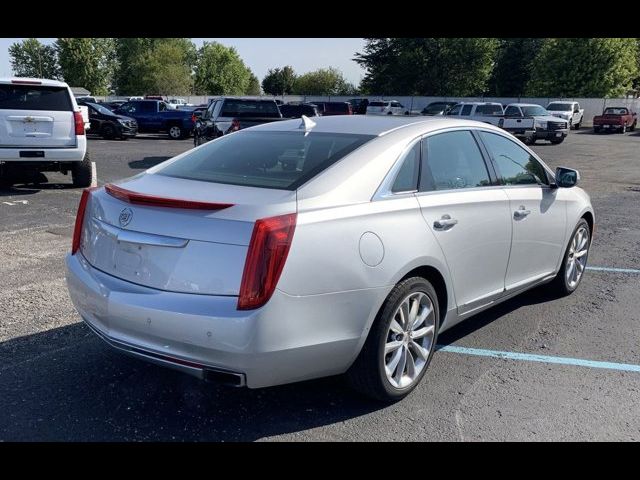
[65,252,387,388]
[0,137,86,162]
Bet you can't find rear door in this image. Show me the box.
[478,131,567,290]
[415,129,512,315]
[0,82,76,148]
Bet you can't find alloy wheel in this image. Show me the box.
[384,291,436,389]
[566,226,589,289]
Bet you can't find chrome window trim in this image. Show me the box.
[373,125,557,201]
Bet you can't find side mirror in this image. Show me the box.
[555,167,580,188]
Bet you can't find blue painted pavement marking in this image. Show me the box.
[436,345,640,373]
[586,266,640,274]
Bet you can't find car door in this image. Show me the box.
[415,129,512,315]
[87,105,101,132]
[478,130,567,290]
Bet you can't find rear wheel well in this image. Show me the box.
[401,266,448,325]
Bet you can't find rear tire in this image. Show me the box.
[71,151,93,188]
[346,276,439,402]
[574,120,581,130]
[631,121,637,132]
[594,126,601,133]
[548,219,591,296]
[550,136,565,145]
[168,125,183,139]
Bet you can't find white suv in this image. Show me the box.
[366,100,407,116]
[0,78,91,187]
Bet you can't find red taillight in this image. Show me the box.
[104,183,234,210]
[74,111,85,135]
[71,187,97,255]
[237,213,297,310]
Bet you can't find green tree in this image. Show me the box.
[113,38,195,95]
[527,38,639,97]
[56,38,116,95]
[488,38,544,96]
[194,41,252,95]
[292,67,353,95]
[261,66,297,95]
[142,40,194,95]
[246,73,262,95]
[355,38,498,96]
[9,38,59,79]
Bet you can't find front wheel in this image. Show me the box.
[594,126,601,133]
[168,125,183,140]
[630,121,637,132]
[346,277,439,402]
[550,136,565,144]
[549,219,591,296]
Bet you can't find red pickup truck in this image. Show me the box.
[593,107,637,133]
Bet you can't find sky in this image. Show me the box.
[0,38,367,84]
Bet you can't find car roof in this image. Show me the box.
[248,115,505,137]
[507,103,543,107]
[457,101,502,106]
[0,77,70,87]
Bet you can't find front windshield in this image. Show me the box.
[547,103,573,111]
[87,102,115,115]
[521,106,549,116]
[423,103,448,114]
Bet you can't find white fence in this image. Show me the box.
[95,95,640,127]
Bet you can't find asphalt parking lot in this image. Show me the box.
[1,129,639,441]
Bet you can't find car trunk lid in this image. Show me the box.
[80,173,297,296]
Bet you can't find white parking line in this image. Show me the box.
[90,162,97,188]
[586,266,640,274]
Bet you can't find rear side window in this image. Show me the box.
[460,105,473,116]
[392,142,420,193]
[156,131,375,190]
[421,131,491,191]
[0,84,72,111]
[476,104,502,115]
[479,132,549,186]
[220,100,280,118]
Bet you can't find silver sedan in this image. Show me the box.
[66,115,594,401]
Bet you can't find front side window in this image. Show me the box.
[420,131,491,191]
[391,142,420,193]
[460,104,473,116]
[156,131,375,190]
[479,132,548,186]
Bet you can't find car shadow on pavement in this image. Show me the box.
[0,322,383,441]
[128,156,171,170]
[438,284,560,346]
[0,174,77,196]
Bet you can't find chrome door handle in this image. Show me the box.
[433,214,458,230]
[514,206,531,219]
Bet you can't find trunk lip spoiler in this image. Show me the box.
[104,183,234,210]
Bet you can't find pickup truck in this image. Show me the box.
[115,100,194,139]
[546,101,584,129]
[503,103,569,145]
[593,107,637,133]
[445,102,536,141]
[194,97,284,146]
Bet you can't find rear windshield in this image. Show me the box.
[0,84,72,111]
[546,103,573,111]
[604,107,628,115]
[220,100,281,118]
[475,104,503,115]
[369,101,388,107]
[156,131,375,190]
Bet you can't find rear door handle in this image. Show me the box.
[433,214,458,230]
[514,206,531,219]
